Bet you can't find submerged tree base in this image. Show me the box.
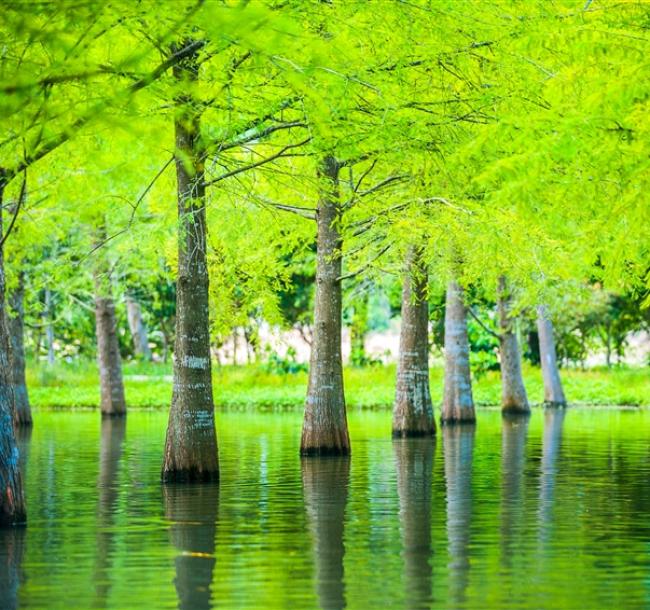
[440,415,476,426]
[391,428,436,439]
[502,405,532,417]
[543,400,567,408]
[300,444,351,458]
[161,468,220,484]
[101,411,126,419]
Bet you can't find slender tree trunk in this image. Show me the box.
[0,181,27,526]
[125,294,152,361]
[302,457,350,610]
[162,41,219,482]
[392,248,435,437]
[164,483,218,610]
[441,281,475,424]
[44,287,55,365]
[94,255,126,417]
[536,305,566,406]
[350,292,368,366]
[443,425,474,604]
[497,276,529,415]
[394,438,434,608]
[7,272,31,426]
[301,156,349,456]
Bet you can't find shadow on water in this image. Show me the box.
[499,415,530,571]
[163,482,219,610]
[0,426,31,610]
[443,425,475,606]
[302,456,350,610]
[538,407,566,542]
[94,417,126,607]
[394,437,435,610]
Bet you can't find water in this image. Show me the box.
[1,407,649,610]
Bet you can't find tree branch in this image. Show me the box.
[468,306,501,340]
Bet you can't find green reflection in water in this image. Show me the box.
[3,407,650,610]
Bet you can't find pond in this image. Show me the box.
[1,407,649,609]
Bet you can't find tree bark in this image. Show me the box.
[302,456,349,610]
[536,305,566,406]
[126,294,152,361]
[7,272,31,426]
[162,40,219,482]
[394,438,434,608]
[441,281,475,424]
[497,276,529,415]
[392,248,435,437]
[164,483,218,610]
[94,260,126,417]
[0,181,27,526]
[301,156,350,456]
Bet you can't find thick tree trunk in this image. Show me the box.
[443,425,474,604]
[350,292,368,366]
[441,281,475,424]
[94,263,126,417]
[392,248,435,437]
[301,156,349,456]
[497,276,529,415]
[302,457,349,610]
[44,287,55,365]
[7,272,31,426]
[162,41,219,482]
[536,305,566,406]
[126,295,152,361]
[0,183,27,526]
[394,438,434,608]
[164,483,219,610]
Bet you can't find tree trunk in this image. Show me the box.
[44,287,55,365]
[394,438,434,608]
[301,156,350,456]
[7,272,31,426]
[94,261,126,417]
[0,181,27,526]
[125,295,152,361]
[497,276,529,415]
[536,305,566,406]
[349,292,368,366]
[443,425,474,604]
[441,281,475,424]
[162,41,219,483]
[302,456,349,610]
[392,248,435,437]
[164,483,218,610]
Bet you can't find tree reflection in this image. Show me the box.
[302,457,350,610]
[94,417,126,606]
[443,425,475,605]
[500,415,530,568]
[539,407,566,541]
[394,438,434,610]
[163,483,219,610]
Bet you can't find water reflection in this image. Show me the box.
[443,425,475,606]
[94,417,126,606]
[539,407,566,541]
[0,427,31,610]
[500,415,529,569]
[163,483,219,610]
[394,438,434,610]
[302,457,350,610]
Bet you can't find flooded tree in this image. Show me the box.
[536,306,567,406]
[441,281,475,424]
[7,272,31,426]
[394,438,434,609]
[301,157,350,456]
[302,457,350,610]
[162,40,219,482]
[393,248,435,437]
[497,277,529,415]
[164,484,219,610]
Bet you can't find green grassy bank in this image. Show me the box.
[25,359,650,410]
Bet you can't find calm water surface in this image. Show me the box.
[1,408,649,610]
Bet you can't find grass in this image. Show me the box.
[25,358,650,411]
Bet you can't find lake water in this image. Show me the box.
[1,408,649,610]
